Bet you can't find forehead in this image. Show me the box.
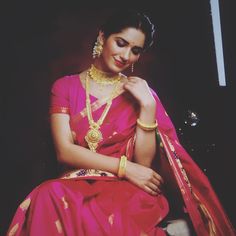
[110,27,145,47]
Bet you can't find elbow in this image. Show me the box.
[56,152,66,164]
[55,143,72,164]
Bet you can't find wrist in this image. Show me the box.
[140,100,156,111]
[124,160,132,178]
[139,96,156,108]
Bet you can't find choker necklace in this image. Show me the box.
[85,66,121,152]
[88,64,121,85]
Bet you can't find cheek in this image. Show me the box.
[104,42,120,55]
[130,55,140,63]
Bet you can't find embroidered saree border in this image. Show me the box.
[61,169,117,179]
[157,129,216,235]
[49,106,70,114]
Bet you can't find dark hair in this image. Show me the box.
[100,10,155,51]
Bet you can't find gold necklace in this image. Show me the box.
[88,64,121,85]
[85,67,121,152]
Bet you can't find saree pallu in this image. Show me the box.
[154,92,235,236]
[7,75,235,235]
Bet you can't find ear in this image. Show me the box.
[98,30,105,44]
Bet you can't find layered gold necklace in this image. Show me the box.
[85,65,121,152]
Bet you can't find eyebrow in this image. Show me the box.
[116,37,144,51]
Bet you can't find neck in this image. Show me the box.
[93,59,118,75]
[88,64,121,85]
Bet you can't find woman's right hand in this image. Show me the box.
[125,160,164,196]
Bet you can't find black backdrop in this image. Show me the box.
[1,1,235,234]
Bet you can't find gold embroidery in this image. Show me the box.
[126,136,135,159]
[61,169,116,179]
[8,223,19,236]
[108,214,114,225]
[20,198,31,211]
[61,197,68,209]
[55,219,63,234]
[80,109,87,118]
[165,135,192,190]
[165,135,175,151]
[80,97,114,119]
[160,130,216,235]
[180,188,185,194]
[193,193,216,236]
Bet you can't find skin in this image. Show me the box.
[50,27,163,196]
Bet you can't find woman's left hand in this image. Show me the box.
[123,76,156,108]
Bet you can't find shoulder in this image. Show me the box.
[52,75,78,85]
[149,86,161,103]
[52,74,80,88]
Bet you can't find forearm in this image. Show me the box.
[134,104,157,167]
[50,114,120,174]
[56,143,120,174]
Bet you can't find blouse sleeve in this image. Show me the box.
[49,77,70,114]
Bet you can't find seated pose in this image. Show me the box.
[7,9,235,236]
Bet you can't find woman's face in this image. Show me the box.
[98,27,145,73]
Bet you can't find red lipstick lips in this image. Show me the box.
[114,59,125,68]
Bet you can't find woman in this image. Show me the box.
[7,10,235,236]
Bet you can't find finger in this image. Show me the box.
[147,182,161,194]
[153,172,164,184]
[144,185,158,196]
[151,178,162,188]
[128,77,139,82]
[123,82,136,91]
[125,80,137,86]
[123,83,132,90]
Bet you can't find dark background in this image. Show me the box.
[1,1,235,234]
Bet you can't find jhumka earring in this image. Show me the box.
[92,39,103,59]
[131,63,134,73]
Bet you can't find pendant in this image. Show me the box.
[85,126,103,152]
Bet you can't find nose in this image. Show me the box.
[120,48,131,62]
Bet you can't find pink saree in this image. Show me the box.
[7,75,235,236]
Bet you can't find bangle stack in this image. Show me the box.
[136,118,158,131]
[118,155,127,178]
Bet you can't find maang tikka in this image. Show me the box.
[92,38,103,59]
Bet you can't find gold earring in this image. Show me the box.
[92,39,103,59]
[131,63,134,73]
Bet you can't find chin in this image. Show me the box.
[107,64,122,73]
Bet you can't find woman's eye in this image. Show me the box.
[116,40,126,47]
[132,48,142,55]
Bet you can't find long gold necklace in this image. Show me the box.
[85,66,121,152]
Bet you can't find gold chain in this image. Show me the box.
[85,66,121,152]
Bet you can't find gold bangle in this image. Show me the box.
[136,118,157,131]
[118,155,127,178]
